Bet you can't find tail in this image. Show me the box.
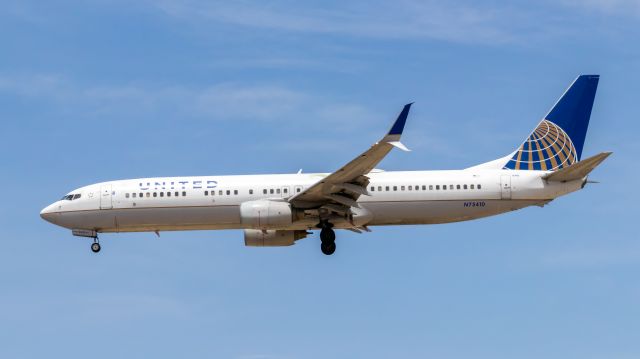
[473,75,600,171]
[505,75,599,170]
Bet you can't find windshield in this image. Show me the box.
[60,194,81,201]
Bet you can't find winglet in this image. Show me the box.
[387,103,413,136]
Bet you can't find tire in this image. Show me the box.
[321,241,336,255]
[91,242,101,253]
[320,228,336,243]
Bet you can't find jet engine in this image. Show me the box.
[244,229,308,247]
[240,200,294,229]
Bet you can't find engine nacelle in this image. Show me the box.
[244,229,308,247]
[240,200,293,229]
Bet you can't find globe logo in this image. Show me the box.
[504,120,578,171]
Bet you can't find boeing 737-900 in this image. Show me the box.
[40,75,610,255]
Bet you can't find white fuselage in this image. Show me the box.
[40,169,584,233]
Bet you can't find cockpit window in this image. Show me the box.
[61,194,81,201]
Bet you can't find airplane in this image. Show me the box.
[40,75,610,255]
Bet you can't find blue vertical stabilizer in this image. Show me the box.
[503,75,599,171]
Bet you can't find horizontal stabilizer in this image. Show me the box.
[544,152,612,182]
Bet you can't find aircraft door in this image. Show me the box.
[100,184,113,209]
[500,175,512,200]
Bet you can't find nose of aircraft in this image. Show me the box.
[40,203,58,224]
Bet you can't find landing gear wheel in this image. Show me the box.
[320,228,336,242]
[321,241,336,255]
[91,242,101,253]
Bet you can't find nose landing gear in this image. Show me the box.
[71,229,102,254]
[90,238,101,253]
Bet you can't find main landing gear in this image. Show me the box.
[90,237,101,253]
[319,221,336,255]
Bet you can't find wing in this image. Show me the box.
[289,103,413,211]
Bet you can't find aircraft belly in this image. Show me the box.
[362,199,543,225]
[60,200,546,233]
[66,205,242,233]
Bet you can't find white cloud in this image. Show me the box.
[0,73,378,126]
[560,0,640,16]
[151,0,528,44]
[194,83,309,120]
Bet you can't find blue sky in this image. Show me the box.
[1,1,639,358]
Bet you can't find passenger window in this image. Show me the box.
[477,184,482,189]
[276,189,280,194]
[401,186,405,191]
[436,185,440,190]
[146,193,150,198]
[234,190,238,195]
[175,191,179,197]
[449,185,453,190]
[182,191,186,196]
[160,192,164,197]
[283,188,288,194]
[370,186,375,191]
[263,189,267,194]
[464,184,468,190]
[393,186,397,191]
[378,186,382,191]
[139,193,143,198]
[442,185,446,191]
[219,190,223,195]
[296,188,301,193]
[226,190,230,195]
[408,186,412,190]
[429,185,433,190]
[167,192,171,197]
[422,185,426,190]
[386,186,390,191]
[457,185,461,190]
[249,189,253,195]
[270,189,274,194]
[205,191,208,196]
[126,193,130,198]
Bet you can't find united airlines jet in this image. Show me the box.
[41,75,610,255]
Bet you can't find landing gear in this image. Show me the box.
[91,238,101,253]
[321,240,336,255]
[320,227,336,242]
[318,221,336,255]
